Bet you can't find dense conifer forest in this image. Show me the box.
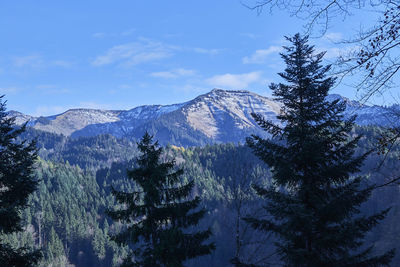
[0,125,398,266]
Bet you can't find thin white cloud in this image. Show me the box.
[323,32,343,42]
[92,39,174,66]
[12,55,73,69]
[36,84,57,90]
[119,84,132,89]
[0,87,21,94]
[192,47,219,55]
[317,45,359,60]
[13,55,43,68]
[163,33,182,38]
[206,71,263,89]
[240,33,259,39]
[46,89,71,94]
[92,32,106,38]
[52,60,73,68]
[92,29,136,38]
[93,37,220,67]
[243,46,283,64]
[151,68,196,79]
[36,84,71,94]
[121,28,136,36]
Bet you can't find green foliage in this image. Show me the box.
[245,34,394,266]
[32,160,119,266]
[20,128,139,170]
[108,132,215,266]
[6,120,400,266]
[0,96,42,265]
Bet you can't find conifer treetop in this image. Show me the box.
[245,34,394,267]
[108,132,214,266]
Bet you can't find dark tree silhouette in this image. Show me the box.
[108,132,214,266]
[244,34,394,266]
[0,95,42,266]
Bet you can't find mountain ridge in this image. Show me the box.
[9,89,400,146]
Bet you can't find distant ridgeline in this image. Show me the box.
[7,89,400,266]
[6,123,400,266]
[10,89,400,147]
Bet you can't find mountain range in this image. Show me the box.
[9,89,400,146]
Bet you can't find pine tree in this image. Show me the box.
[0,96,42,265]
[245,34,395,266]
[108,132,214,266]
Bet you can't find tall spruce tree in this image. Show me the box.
[0,96,42,266]
[245,34,395,266]
[108,132,214,266]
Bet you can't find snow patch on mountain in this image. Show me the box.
[120,103,186,120]
[326,94,399,126]
[185,89,281,138]
[7,111,34,125]
[7,89,400,144]
[33,109,121,136]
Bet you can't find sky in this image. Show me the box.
[0,1,386,116]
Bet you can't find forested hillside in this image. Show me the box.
[2,126,399,266]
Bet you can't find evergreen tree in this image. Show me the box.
[245,34,395,266]
[108,132,214,266]
[0,96,42,265]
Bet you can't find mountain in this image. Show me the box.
[9,89,400,146]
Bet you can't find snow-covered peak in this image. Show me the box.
[32,109,121,136]
[8,89,400,142]
[120,103,186,120]
[184,89,281,138]
[7,110,35,125]
[326,94,365,108]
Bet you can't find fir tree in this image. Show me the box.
[0,96,42,265]
[108,132,214,266]
[245,34,395,266]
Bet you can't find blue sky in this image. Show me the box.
[0,1,382,116]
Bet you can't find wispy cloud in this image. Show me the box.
[163,33,182,38]
[53,60,73,68]
[93,37,220,67]
[242,46,283,64]
[36,84,71,94]
[92,39,175,66]
[0,87,21,95]
[119,84,132,89]
[13,55,43,68]
[12,55,73,69]
[206,71,263,89]
[36,84,57,90]
[240,33,259,39]
[92,32,107,38]
[121,28,136,36]
[92,28,136,39]
[322,32,343,42]
[192,47,219,55]
[151,68,196,79]
[317,45,359,60]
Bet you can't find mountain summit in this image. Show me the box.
[10,89,400,146]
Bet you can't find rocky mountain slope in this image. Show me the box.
[9,89,400,146]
